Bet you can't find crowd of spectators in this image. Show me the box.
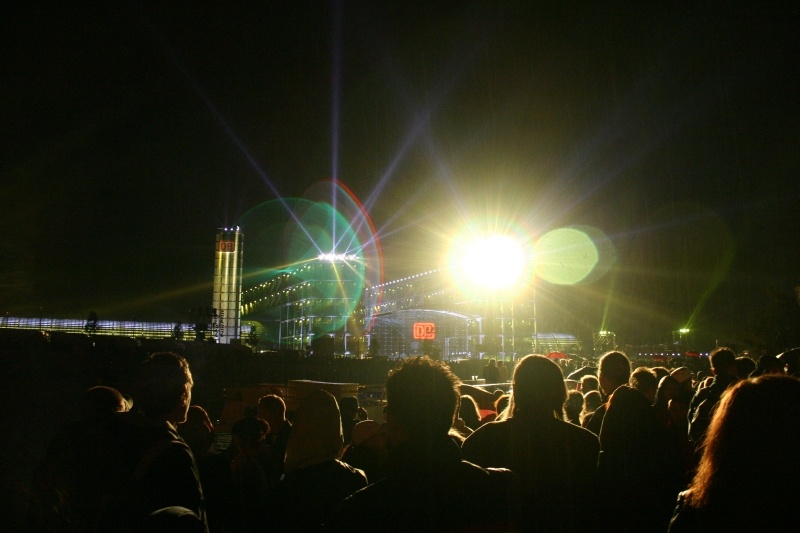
[26,347,800,531]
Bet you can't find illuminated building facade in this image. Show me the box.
[363,270,577,359]
[242,265,581,359]
[241,255,367,355]
[213,228,244,344]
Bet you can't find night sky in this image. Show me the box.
[3,2,799,351]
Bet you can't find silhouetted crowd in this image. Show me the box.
[26,347,800,531]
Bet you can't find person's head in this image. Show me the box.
[488,358,496,367]
[339,395,359,418]
[629,367,658,404]
[257,394,287,431]
[80,385,128,418]
[140,506,204,533]
[384,356,460,443]
[670,366,694,391]
[580,374,599,393]
[230,415,269,453]
[687,375,800,513]
[511,354,567,420]
[494,393,510,419]
[284,389,343,472]
[598,351,631,396]
[351,419,385,449]
[778,348,800,377]
[734,356,756,379]
[651,366,670,383]
[654,375,680,409]
[599,385,654,452]
[668,386,694,426]
[751,354,784,377]
[582,390,603,418]
[564,390,583,423]
[709,347,737,377]
[459,395,481,430]
[133,352,193,426]
[179,405,215,456]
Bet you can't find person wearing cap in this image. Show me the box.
[670,367,694,393]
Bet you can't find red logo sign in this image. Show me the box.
[413,322,436,340]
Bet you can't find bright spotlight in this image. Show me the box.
[449,234,527,290]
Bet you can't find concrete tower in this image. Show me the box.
[213,227,243,344]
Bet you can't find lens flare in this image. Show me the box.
[237,181,382,343]
[534,227,600,285]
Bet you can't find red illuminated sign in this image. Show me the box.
[218,240,235,252]
[413,322,436,340]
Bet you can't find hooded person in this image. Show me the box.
[271,389,366,532]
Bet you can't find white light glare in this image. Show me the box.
[318,253,359,262]
[452,234,526,290]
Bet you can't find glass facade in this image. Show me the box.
[213,228,244,344]
[241,258,367,355]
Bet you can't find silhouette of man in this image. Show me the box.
[687,347,738,448]
[327,356,511,531]
[583,351,631,436]
[29,352,207,531]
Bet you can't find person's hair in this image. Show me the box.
[81,386,126,417]
[629,367,658,398]
[751,354,783,377]
[564,390,583,423]
[599,351,631,388]
[651,366,670,382]
[133,352,192,419]
[459,395,481,430]
[258,394,286,418]
[580,375,599,392]
[734,356,756,379]
[231,416,269,449]
[179,405,215,456]
[284,389,343,472]
[494,393,510,419]
[511,354,567,420]
[599,385,655,455]
[580,390,602,424]
[339,395,359,414]
[385,356,459,439]
[686,375,800,511]
[709,347,736,375]
[653,375,680,410]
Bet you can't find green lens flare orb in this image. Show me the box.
[535,228,599,285]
